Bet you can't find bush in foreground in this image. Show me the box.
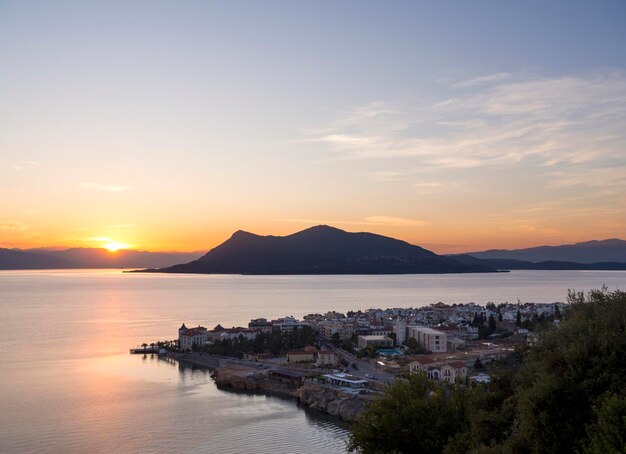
[348,289,626,453]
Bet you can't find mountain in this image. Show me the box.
[465,239,626,263]
[451,254,626,271]
[29,248,202,269]
[145,225,496,275]
[0,248,202,270]
[0,248,74,270]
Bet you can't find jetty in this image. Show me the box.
[130,347,159,354]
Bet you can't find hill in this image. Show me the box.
[465,238,626,263]
[148,225,496,275]
[0,248,74,270]
[451,254,626,271]
[0,248,202,270]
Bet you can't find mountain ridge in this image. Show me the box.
[146,225,495,275]
[0,248,202,270]
[465,238,626,263]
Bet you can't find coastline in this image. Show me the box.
[169,352,371,422]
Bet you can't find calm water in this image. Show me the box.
[1,269,625,453]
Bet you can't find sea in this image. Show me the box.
[1,269,624,453]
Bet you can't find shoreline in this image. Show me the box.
[169,352,371,422]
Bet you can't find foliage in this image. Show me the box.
[348,374,472,454]
[348,289,626,453]
[199,325,316,357]
[356,345,379,359]
[402,337,427,354]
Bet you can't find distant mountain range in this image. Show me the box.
[450,254,626,271]
[3,231,625,273]
[462,239,626,264]
[142,225,495,275]
[0,248,202,270]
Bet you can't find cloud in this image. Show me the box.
[79,183,131,192]
[0,160,39,170]
[299,71,626,188]
[0,220,26,231]
[362,216,428,227]
[104,223,136,229]
[276,216,427,228]
[452,72,510,88]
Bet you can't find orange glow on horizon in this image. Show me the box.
[103,242,129,252]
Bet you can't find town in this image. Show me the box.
[135,300,564,420]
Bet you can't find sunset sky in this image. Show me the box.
[1,1,625,254]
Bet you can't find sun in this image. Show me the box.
[103,242,128,252]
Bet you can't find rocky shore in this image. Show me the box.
[212,365,371,422]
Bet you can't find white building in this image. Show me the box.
[178,324,208,350]
[316,350,338,366]
[406,326,447,353]
[393,319,407,346]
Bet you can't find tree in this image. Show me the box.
[474,357,483,369]
[554,304,561,320]
[347,289,626,454]
[507,289,626,453]
[488,314,497,333]
[331,332,341,347]
[498,312,503,322]
[348,374,471,454]
[141,343,148,350]
[403,337,424,354]
[516,309,522,327]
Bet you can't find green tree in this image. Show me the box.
[508,289,626,453]
[488,314,496,333]
[515,309,522,327]
[348,374,471,454]
[347,289,626,454]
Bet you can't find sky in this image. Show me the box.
[1,0,625,254]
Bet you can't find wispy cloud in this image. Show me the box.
[0,160,39,170]
[300,71,626,180]
[79,183,131,192]
[276,216,427,228]
[452,72,510,88]
[0,220,26,231]
[363,216,428,227]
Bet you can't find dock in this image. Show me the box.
[130,347,159,354]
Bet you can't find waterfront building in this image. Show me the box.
[248,318,273,333]
[178,324,208,350]
[218,328,259,341]
[323,373,368,389]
